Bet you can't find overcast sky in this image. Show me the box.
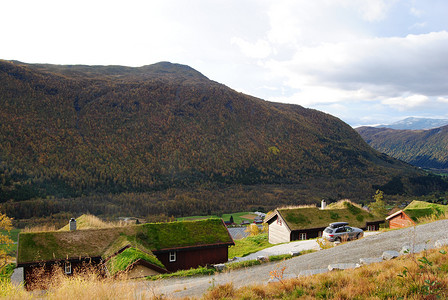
[2,0,447,126]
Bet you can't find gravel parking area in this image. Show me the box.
[137,219,448,298]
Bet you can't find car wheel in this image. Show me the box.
[335,237,341,242]
[357,233,363,239]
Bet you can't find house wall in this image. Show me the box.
[155,246,229,272]
[389,213,415,229]
[291,228,324,241]
[22,258,104,290]
[268,217,291,244]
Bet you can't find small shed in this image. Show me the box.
[386,210,415,229]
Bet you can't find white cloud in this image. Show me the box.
[264,31,448,103]
[355,0,394,22]
[410,7,423,17]
[381,94,429,111]
[230,38,272,59]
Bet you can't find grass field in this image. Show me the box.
[228,233,271,258]
[177,211,260,225]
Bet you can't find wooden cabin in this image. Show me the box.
[265,202,384,244]
[16,218,234,289]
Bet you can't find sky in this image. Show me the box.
[1,0,448,127]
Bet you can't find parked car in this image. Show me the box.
[322,222,364,242]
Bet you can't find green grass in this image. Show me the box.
[177,212,259,225]
[147,266,215,280]
[228,233,271,258]
[0,263,15,282]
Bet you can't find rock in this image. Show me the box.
[213,264,226,271]
[359,257,383,265]
[382,250,399,260]
[435,239,448,248]
[297,268,328,276]
[328,263,359,271]
[289,250,301,257]
[400,243,428,255]
[11,267,24,286]
[257,256,268,262]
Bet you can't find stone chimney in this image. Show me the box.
[321,199,327,210]
[69,218,77,231]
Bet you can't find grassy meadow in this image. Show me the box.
[177,211,260,225]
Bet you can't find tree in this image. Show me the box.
[0,212,13,272]
[369,190,388,217]
[229,215,234,224]
[245,223,260,236]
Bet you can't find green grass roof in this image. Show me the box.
[106,247,165,275]
[277,202,382,231]
[403,200,448,222]
[17,218,233,264]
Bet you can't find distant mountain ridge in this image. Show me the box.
[376,117,448,130]
[356,125,448,171]
[0,60,444,220]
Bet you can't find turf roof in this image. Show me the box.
[403,200,448,222]
[106,247,165,275]
[17,218,233,264]
[277,202,381,231]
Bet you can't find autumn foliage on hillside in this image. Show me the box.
[356,125,448,171]
[0,60,443,220]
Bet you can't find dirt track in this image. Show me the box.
[136,219,448,298]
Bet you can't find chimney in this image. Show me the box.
[69,218,77,231]
[321,199,327,210]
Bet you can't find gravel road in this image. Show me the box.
[137,219,448,299]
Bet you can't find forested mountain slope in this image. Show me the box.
[356,125,448,171]
[0,60,443,221]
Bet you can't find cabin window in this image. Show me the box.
[277,218,282,226]
[299,233,307,240]
[64,262,72,274]
[367,225,376,231]
[169,251,176,262]
[318,231,323,237]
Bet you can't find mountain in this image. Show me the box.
[0,60,444,221]
[356,125,448,171]
[377,117,448,130]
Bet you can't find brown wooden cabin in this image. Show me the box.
[386,210,416,229]
[265,203,384,244]
[16,218,234,289]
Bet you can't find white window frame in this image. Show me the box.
[169,251,176,262]
[299,233,307,240]
[64,262,72,274]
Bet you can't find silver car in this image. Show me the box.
[322,222,364,242]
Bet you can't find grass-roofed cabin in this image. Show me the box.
[386,200,447,229]
[264,201,384,244]
[16,218,234,289]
